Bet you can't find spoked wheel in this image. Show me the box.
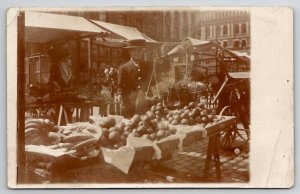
[220,124,237,149]
[219,106,248,150]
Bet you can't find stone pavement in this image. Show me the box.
[142,129,250,183]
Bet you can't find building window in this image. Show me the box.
[241,23,247,33]
[99,12,107,21]
[234,24,240,34]
[223,25,228,35]
[205,26,210,39]
[233,40,240,48]
[241,40,247,47]
[136,18,142,30]
[198,30,202,38]
[118,14,126,25]
[150,23,156,36]
[216,26,221,36]
[223,41,228,48]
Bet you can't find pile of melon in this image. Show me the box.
[25,118,61,145]
[98,113,177,149]
[166,102,218,126]
[95,102,222,149]
[146,102,169,121]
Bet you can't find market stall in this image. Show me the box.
[24,99,236,183]
[22,12,240,183]
[167,37,250,77]
[24,11,113,122]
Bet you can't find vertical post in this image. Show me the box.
[214,134,222,181]
[75,35,81,96]
[215,46,218,75]
[204,136,214,179]
[17,11,25,184]
[87,38,91,69]
[185,50,188,77]
[89,37,93,101]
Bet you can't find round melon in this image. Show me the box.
[132,114,141,122]
[102,128,109,138]
[147,111,156,120]
[124,126,132,132]
[109,126,122,133]
[201,116,208,123]
[142,115,151,126]
[207,114,214,122]
[108,131,121,144]
[188,102,196,109]
[150,133,157,141]
[141,134,151,140]
[171,119,179,125]
[188,117,195,125]
[99,117,116,128]
[198,102,206,109]
[137,125,147,136]
[181,118,189,125]
[194,116,202,124]
[156,130,166,139]
[115,122,126,132]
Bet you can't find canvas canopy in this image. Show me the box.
[167,37,250,62]
[228,72,250,79]
[91,20,157,42]
[25,11,109,43]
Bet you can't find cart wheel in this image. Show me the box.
[219,106,242,150]
[220,124,239,149]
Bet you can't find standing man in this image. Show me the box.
[117,39,151,118]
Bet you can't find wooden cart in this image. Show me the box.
[212,72,250,149]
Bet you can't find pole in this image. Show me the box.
[215,45,218,75]
[87,38,91,69]
[185,50,188,78]
[17,10,25,184]
[89,37,94,101]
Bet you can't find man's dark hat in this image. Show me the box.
[124,39,147,49]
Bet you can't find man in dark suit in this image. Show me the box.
[117,39,151,118]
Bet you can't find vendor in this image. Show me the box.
[48,45,73,92]
[116,39,151,118]
[47,45,74,124]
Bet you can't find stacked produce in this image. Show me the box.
[165,102,219,126]
[25,118,60,145]
[59,124,102,158]
[97,117,127,150]
[25,118,103,158]
[98,110,177,149]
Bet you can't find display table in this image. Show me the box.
[24,116,236,183]
[26,101,93,124]
[25,145,102,183]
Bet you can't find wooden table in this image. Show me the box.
[26,101,93,125]
[203,116,236,181]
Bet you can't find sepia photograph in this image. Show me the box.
[6,6,293,188]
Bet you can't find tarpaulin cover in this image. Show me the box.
[25,11,108,43]
[167,37,250,62]
[228,72,250,79]
[91,20,157,43]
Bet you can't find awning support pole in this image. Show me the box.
[17,10,26,184]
